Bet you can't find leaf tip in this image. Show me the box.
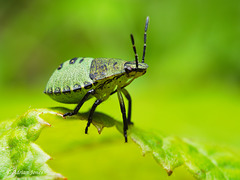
[97,127,103,134]
[42,121,51,127]
[167,170,173,176]
[92,122,104,134]
[54,173,68,180]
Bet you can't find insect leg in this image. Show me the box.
[121,88,133,125]
[85,99,103,134]
[117,88,128,143]
[63,89,95,117]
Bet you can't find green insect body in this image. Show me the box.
[45,58,147,103]
[45,57,94,103]
[44,17,150,142]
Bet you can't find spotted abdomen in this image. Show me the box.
[44,57,95,104]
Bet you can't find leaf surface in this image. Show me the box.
[1,108,239,180]
[129,127,240,179]
[0,109,66,180]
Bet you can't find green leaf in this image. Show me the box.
[1,108,240,180]
[0,109,66,180]
[129,127,240,179]
[47,108,240,179]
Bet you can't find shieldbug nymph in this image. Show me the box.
[44,17,150,142]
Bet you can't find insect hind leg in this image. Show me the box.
[63,89,95,117]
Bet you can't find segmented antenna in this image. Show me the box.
[142,16,149,63]
[130,34,138,68]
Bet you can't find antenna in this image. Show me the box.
[130,34,138,68]
[142,16,149,63]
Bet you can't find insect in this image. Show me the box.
[44,17,149,142]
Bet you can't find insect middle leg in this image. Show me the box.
[117,88,128,143]
[85,99,103,134]
[63,89,95,117]
[121,88,133,125]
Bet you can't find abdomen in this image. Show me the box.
[44,57,95,104]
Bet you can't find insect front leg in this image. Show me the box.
[63,89,95,117]
[85,99,103,134]
[117,88,128,143]
[121,88,133,125]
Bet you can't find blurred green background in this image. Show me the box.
[1,0,240,179]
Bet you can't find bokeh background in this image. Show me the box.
[1,0,240,179]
